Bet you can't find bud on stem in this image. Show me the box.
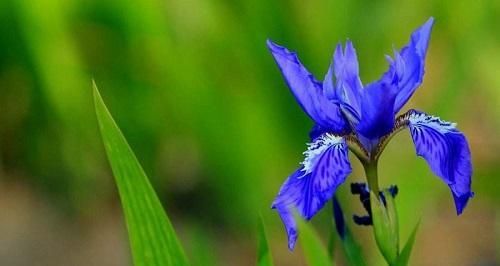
[363,161,399,265]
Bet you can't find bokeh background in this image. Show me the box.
[0,0,499,265]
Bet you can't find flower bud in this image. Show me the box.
[370,189,399,264]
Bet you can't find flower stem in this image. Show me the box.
[363,160,379,195]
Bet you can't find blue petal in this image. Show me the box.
[334,41,364,114]
[355,80,399,150]
[272,134,352,250]
[267,40,349,133]
[407,110,473,214]
[350,18,434,149]
[324,41,363,126]
[309,124,328,140]
[387,18,434,113]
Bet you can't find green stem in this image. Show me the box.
[363,160,379,195]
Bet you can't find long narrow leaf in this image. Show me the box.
[327,225,336,261]
[299,220,333,266]
[257,216,274,266]
[394,221,420,266]
[94,82,189,266]
[332,198,366,266]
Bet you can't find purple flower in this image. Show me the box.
[268,18,473,250]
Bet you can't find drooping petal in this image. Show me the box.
[386,18,434,113]
[267,40,349,133]
[355,80,399,151]
[406,110,473,214]
[324,41,363,127]
[272,134,352,249]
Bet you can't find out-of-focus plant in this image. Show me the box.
[94,82,189,266]
[94,82,335,266]
[267,17,473,265]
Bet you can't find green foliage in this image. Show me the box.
[257,216,274,266]
[299,219,333,266]
[340,231,366,266]
[94,82,189,266]
[331,200,366,266]
[327,227,336,261]
[370,191,399,265]
[394,221,420,266]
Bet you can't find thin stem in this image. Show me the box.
[374,110,412,161]
[363,160,379,195]
[347,145,369,164]
[345,135,369,164]
[374,126,406,161]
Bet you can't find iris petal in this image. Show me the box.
[354,18,434,150]
[355,80,399,150]
[267,40,349,133]
[334,40,363,114]
[324,41,363,127]
[407,110,473,214]
[389,18,434,113]
[272,134,352,250]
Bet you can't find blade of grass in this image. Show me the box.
[332,198,366,266]
[93,82,189,266]
[257,215,275,266]
[394,221,420,266]
[185,224,218,266]
[327,225,336,261]
[299,219,334,266]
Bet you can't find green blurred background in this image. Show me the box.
[0,0,498,265]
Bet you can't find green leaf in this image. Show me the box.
[341,232,366,266]
[299,219,333,266]
[394,221,420,266]
[93,82,189,266]
[332,198,366,266]
[186,225,218,266]
[327,225,336,261]
[257,216,274,266]
[370,191,399,265]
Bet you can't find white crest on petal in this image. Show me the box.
[300,133,345,177]
[408,112,457,133]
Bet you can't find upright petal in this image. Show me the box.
[406,110,473,214]
[334,41,364,114]
[272,134,352,249]
[353,18,434,150]
[324,41,363,126]
[388,18,434,113]
[355,80,399,151]
[267,40,349,133]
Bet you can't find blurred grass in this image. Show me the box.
[299,219,333,266]
[94,83,189,266]
[257,216,274,266]
[0,0,499,265]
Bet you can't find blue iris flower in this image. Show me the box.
[267,18,473,250]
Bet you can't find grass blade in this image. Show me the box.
[257,216,274,266]
[93,82,189,266]
[332,198,366,266]
[299,219,333,266]
[394,221,420,266]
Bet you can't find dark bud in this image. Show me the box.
[350,183,399,226]
[388,185,398,197]
[332,197,346,239]
[353,215,372,226]
[350,182,369,194]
